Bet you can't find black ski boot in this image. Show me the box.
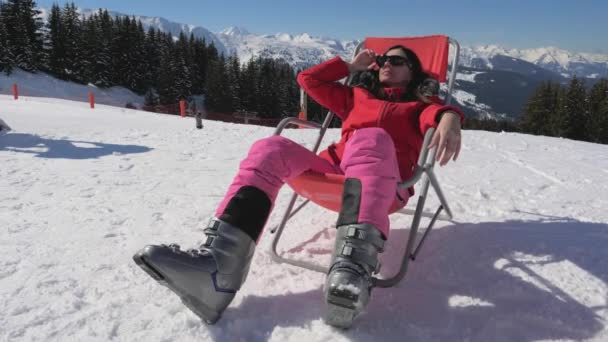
[133,186,271,324]
[323,222,385,328]
[133,219,255,323]
[323,178,386,328]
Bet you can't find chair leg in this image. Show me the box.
[268,192,329,273]
[371,175,431,288]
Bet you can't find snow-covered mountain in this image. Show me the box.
[217,26,359,70]
[39,6,608,79]
[460,45,608,79]
[40,8,228,56]
[218,27,608,80]
[131,15,226,54]
[36,8,608,119]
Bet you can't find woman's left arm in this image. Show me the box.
[428,111,462,166]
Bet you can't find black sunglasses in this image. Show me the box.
[376,55,411,68]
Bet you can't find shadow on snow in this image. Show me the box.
[0,133,152,159]
[208,217,607,342]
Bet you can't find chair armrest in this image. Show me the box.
[274,118,322,136]
[398,128,436,189]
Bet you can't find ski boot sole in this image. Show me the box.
[324,300,356,329]
[324,286,360,329]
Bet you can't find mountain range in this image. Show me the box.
[50,9,608,119]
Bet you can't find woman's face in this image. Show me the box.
[378,48,412,87]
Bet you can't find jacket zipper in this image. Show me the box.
[377,101,389,127]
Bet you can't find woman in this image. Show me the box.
[134,45,464,328]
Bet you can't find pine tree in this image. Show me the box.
[519,83,543,134]
[156,32,179,104]
[588,79,608,143]
[144,87,160,106]
[45,3,65,77]
[551,85,568,137]
[190,38,208,95]
[123,18,147,93]
[227,54,241,112]
[3,0,28,70]
[0,3,15,74]
[111,15,128,86]
[551,77,587,140]
[239,57,259,114]
[204,41,221,101]
[598,99,608,144]
[275,60,298,117]
[205,55,231,112]
[519,81,559,136]
[2,0,43,71]
[544,81,561,136]
[589,79,608,115]
[257,58,283,118]
[565,77,588,140]
[142,27,160,93]
[79,15,99,83]
[94,9,113,87]
[21,0,43,69]
[61,3,81,81]
[173,32,192,99]
[174,51,192,100]
[120,16,137,89]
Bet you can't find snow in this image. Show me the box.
[216,27,357,68]
[448,295,495,308]
[455,71,483,82]
[336,283,361,295]
[220,26,250,36]
[1,69,144,109]
[460,45,608,78]
[448,88,507,119]
[1,95,608,341]
[453,88,478,104]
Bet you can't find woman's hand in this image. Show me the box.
[346,49,377,73]
[428,111,462,166]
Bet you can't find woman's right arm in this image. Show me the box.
[296,57,354,119]
[296,50,377,119]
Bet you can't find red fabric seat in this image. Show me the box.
[287,171,406,214]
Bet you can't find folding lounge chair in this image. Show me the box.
[269,35,460,288]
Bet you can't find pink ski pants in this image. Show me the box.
[215,127,407,238]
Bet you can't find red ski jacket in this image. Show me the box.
[297,56,465,181]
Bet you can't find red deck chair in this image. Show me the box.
[269,35,461,288]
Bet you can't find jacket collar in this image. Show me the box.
[383,87,406,101]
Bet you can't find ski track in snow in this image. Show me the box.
[1,95,608,341]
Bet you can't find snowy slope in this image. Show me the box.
[1,95,607,341]
[0,69,144,108]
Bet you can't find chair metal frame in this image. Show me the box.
[268,37,461,288]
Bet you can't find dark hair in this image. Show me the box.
[351,45,431,102]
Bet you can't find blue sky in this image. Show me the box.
[35,0,607,53]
